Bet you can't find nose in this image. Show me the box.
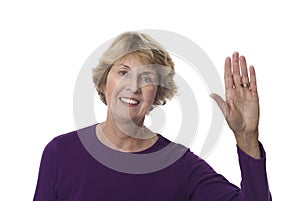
[125,76,141,93]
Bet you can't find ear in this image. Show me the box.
[153,86,160,105]
[98,84,108,105]
[99,83,106,95]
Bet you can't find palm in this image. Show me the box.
[211,52,260,140]
[225,86,259,135]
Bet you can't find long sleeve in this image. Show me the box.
[236,142,272,200]
[32,127,271,200]
[185,142,271,201]
[33,139,57,201]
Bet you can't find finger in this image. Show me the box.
[232,52,242,88]
[210,93,226,116]
[224,57,233,90]
[249,65,258,93]
[240,55,249,84]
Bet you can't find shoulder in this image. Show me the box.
[44,124,95,154]
[52,129,79,145]
[181,148,217,178]
[155,134,207,166]
[156,135,213,172]
[47,129,78,149]
[155,134,172,148]
[182,149,207,166]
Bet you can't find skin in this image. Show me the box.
[210,52,261,159]
[96,54,159,152]
[98,52,261,159]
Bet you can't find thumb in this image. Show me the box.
[209,93,226,116]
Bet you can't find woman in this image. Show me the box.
[33,32,271,200]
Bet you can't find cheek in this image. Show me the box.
[144,87,158,104]
[105,79,120,103]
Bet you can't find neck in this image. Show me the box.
[96,115,157,152]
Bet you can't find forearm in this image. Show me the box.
[237,142,272,201]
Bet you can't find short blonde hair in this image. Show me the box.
[92,31,177,108]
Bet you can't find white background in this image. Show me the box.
[1,0,299,200]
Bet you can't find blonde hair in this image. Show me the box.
[92,31,177,109]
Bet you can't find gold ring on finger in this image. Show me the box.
[241,82,250,88]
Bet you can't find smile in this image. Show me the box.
[119,97,140,105]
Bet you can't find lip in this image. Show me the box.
[119,97,140,107]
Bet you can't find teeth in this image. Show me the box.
[120,98,139,105]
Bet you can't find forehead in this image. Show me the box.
[115,53,146,66]
[113,54,157,73]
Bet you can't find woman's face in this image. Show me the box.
[104,54,158,125]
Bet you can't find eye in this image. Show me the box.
[140,75,153,84]
[118,70,128,77]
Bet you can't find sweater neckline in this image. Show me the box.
[77,123,188,174]
[93,123,163,154]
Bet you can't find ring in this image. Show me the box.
[241,82,250,88]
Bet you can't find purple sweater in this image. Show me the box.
[33,124,271,201]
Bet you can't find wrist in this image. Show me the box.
[236,139,261,159]
[235,130,261,159]
[234,130,258,143]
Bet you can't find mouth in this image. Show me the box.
[119,97,140,106]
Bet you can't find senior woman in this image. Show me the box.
[33,32,271,200]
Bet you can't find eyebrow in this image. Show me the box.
[119,64,156,75]
[120,64,130,68]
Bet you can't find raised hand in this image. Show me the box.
[210,52,261,159]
